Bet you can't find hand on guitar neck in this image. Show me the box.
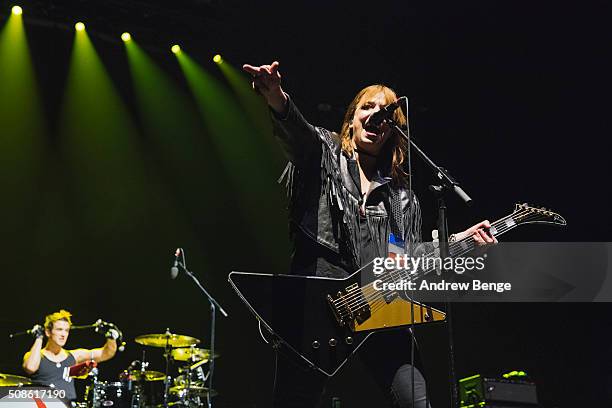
[454,219,498,247]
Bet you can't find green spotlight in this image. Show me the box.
[176,53,288,269]
[121,32,131,42]
[61,22,162,238]
[75,22,85,32]
[0,1,47,246]
[213,54,222,64]
[171,44,181,54]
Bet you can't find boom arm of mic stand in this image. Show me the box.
[178,264,229,318]
[392,124,473,206]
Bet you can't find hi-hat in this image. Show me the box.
[171,348,219,362]
[134,333,200,348]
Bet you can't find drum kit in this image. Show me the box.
[85,331,218,408]
[0,331,217,408]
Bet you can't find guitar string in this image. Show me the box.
[337,210,542,315]
[332,209,546,318]
[332,207,539,309]
[336,211,544,319]
[333,214,520,315]
[333,204,559,307]
[334,209,552,318]
[357,209,538,316]
[359,213,523,316]
[331,209,527,309]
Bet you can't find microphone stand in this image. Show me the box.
[174,256,228,408]
[391,120,472,408]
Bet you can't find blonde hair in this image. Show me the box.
[339,84,409,185]
[44,309,72,331]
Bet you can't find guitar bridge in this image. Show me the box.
[327,283,371,330]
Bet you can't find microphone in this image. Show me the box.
[365,96,407,130]
[170,248,181,279]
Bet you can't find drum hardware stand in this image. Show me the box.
[178,349,194,408]
[136,351,149,408]
[162,329,172,408]
[391,118,473,408]
[182,347,203,407]
[85,367,100,408]
[172,248,228,408]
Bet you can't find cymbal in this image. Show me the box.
[128,370,166,382]
[171,348,219,362]
[168,385,218,397]
[0,374,32,386]
[134,333,200,348]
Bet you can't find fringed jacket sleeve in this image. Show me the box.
[270,94,322,168]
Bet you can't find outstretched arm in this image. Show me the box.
[243,61,320,166]
[71,338,117,364]
[71,324,119,364]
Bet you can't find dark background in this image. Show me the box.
[0,0,610,407]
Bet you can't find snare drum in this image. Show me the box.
[89,382,137,408]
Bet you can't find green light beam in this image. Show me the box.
[124,40,203,164]
[0,12,45,227]
[176,52,289,270]
[124,39,216,243]
[176,52,280,187]
[216,59,284,167]
[60,28,182,242]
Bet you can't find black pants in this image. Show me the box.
[272,329,432,408]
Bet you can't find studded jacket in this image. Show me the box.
[273,96,422,277]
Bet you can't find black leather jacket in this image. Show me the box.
[273,96,422,277]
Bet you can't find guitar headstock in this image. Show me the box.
[512,203,567,226]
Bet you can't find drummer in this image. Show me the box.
[22,310,118,401]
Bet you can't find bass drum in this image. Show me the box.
[88,382,138,408]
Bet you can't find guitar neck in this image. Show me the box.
[402,211,521,283]
[448,212,517,258]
